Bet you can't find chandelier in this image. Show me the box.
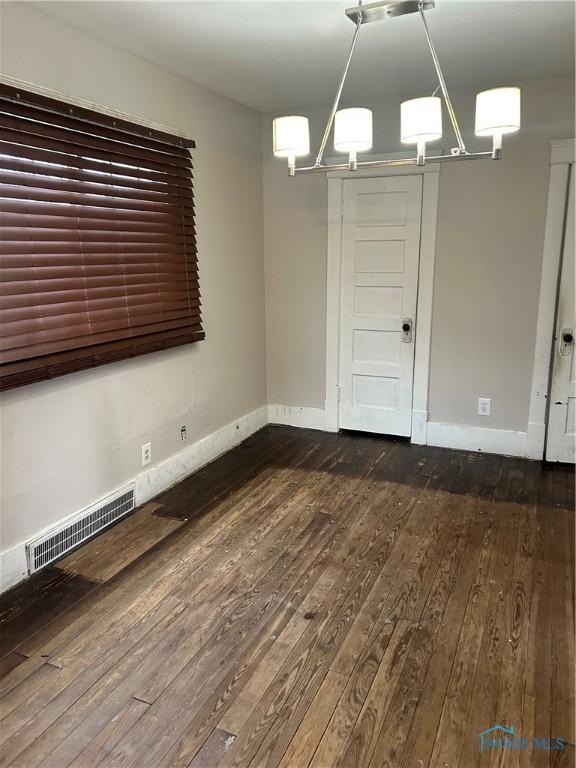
[273,0,521,176]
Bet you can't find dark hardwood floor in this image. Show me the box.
[0,426,574,767]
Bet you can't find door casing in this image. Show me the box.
[527,139,575,460]
[324,154,441,442]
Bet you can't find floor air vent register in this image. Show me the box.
[26,487,135,574]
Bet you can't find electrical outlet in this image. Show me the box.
[478,397,491,417]
[141,442,152,466]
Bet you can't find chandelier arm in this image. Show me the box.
[314,15,363,168]
[294,150,493,174]
[418,3,467,154]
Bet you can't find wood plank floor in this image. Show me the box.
[0,426,574,768]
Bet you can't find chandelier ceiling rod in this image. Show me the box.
[417,4,466,154]
[314,15,363,168]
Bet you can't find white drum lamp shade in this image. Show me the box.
[475,87,521,136]
[401,96,442,144]
[334,108,373,153]
[272,116,310,158]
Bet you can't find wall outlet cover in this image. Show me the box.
[141,442,152,466]
[478,398,491,417]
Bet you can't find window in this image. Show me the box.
[0,84,202,391]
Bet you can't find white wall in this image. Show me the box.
[0,4,267,555]
[263,76,575,432]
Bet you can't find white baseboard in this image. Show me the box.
[426,422,528,458]
[0,543,28,595]
[268,404,327,431]
[0,405,268,595]
[135,405,268,505]
[268,405,530,459]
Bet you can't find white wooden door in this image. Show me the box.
[546,169,575,463]
[338,175,423,436]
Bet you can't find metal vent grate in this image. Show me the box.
[26,487,135,574]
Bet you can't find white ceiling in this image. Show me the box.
[32,0,575,112]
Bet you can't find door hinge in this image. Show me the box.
[336,385,341,403]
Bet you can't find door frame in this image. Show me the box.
[526,138,575,460]
[324,153,441,440]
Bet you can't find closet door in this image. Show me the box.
[546,169,575,463]
[338,175,423,436]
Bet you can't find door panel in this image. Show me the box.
[339,176,423,436]
[546,169,575,463]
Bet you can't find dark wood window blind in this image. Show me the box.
[0,84,202,391]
